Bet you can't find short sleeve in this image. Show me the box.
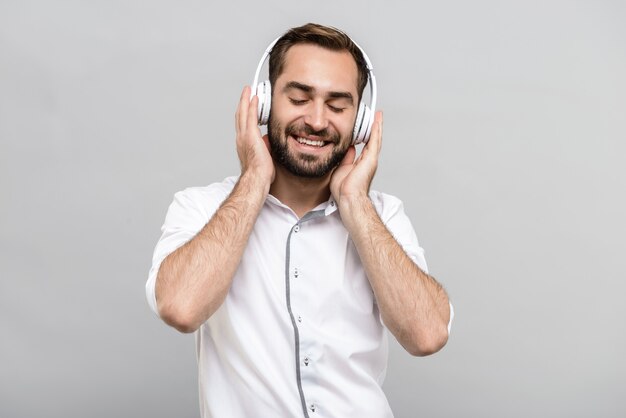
[145,180,234,316]
[369,191,428,273]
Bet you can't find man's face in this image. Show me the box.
[268,44,360,178]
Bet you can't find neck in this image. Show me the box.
[269,164,332,218]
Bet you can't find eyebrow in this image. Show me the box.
[283,81,354,105]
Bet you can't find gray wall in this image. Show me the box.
[1,1,624,417]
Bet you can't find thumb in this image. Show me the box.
[339,146,356,167]
[262,134,271,153]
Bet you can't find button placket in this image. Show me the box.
[289,215,327,418]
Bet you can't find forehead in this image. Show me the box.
[277,43,359,95]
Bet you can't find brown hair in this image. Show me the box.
[268,23,369,101]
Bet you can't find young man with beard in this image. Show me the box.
[147,23,452,418]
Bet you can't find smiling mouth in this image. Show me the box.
[294,136,327,147]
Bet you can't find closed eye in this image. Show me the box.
[328,104,345,113]
[289,98,308,105]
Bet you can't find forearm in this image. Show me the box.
[341,196,450,356]
[156,172,269,332]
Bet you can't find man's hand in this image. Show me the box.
[155,87,277,333]
[330,111,383,207]
[235,86,275,188]
[329,110,451,355]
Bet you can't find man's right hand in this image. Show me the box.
[235,86,275,189]
[155,87,276,333]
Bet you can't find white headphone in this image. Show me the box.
[251,36,378,145]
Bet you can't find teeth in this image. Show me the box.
[296,137,325,147]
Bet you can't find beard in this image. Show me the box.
[267,115,351,178]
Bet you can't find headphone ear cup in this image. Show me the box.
[256,80,272,125]
[352,103,371,145]
[352,103,366,144]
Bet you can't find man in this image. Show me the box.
[146,23,452,418]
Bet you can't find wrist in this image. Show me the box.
[338,193,372,211]
[235,170,271,208]
[240,166,272,195]
[338,194,376,229]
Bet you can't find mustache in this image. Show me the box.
[285,123,332,139]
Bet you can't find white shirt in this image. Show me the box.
[146,176,432,418]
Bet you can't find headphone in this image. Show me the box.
[251,36,377,145]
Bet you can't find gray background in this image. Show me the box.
[1,0,624,417]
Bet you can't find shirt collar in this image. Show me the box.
[266,194,338,217]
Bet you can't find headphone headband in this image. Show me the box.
[251,36,280,100]
[251,33,377,144]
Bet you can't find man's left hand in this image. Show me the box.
[330,111,383,206]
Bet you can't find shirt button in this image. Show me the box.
[330,201,335,206]
[304,357,310,366]
[294,225,300,233]
[310,404,316,413]
[297,315,302,323]
[294,268,299,278]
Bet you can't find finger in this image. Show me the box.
[236,86,251,134]
[375,111,383,153]
[369,111,383,151]
[247,94,259,134]
[262,134,271,153]
[361,111,383,162]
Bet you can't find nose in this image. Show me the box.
[303,101,329,133]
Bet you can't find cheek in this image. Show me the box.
[338,114,357,138]
[271,96,301,121]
